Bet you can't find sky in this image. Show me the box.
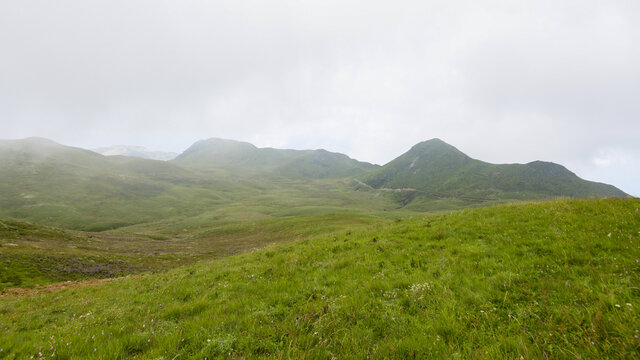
[1,0,638,196]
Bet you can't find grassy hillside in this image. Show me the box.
[0,138,250,230]
[0,213,389,291]
[1,137,630,233]
[1,199,638,358]
[361,139,627,203]
[0,139,396,231]
[173,138,378,179]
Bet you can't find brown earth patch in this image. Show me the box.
[0,276,139,299]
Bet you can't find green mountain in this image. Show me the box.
[173,138,378,178]
[0,138,395,231]
[0,138,636,358]
[360,138,627,200]
[0,137,628,231]
[0,138,243,230]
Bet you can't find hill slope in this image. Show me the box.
[361,138,627,201]
[0,213,388,290]
[0,138,398,231]
[0,137,629,231]
[1,199,638,358]
[0,218,150,289]
[0,138,245,230]
[173,138,378,178]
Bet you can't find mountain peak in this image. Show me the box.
[0,137,62,148]
[22,136,60,144]
[175,138,257,161]
[196,138,258,150]
[406,139,469,161]
[173,138,377,178]
[525,160,577,177]
[361,139,627,199]
[423,137,446,144]
[410,138,458,151]
[200,137,253,144]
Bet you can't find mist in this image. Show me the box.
[1,0,638,195]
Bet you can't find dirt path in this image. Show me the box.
[352,179,417,192]
[352,179,491,202]
[0,276,137,299]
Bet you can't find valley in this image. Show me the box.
[0,137,636,359]
[0,199,638,358]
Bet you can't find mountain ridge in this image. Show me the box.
[0,137,241,230]
[172,137,379,179]
[361,138,627,200]
[0,137,629,229]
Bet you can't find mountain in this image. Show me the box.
[0,137,628,229]
[0,138,240,230]
[92,145,178,161]
[173,138,378,178]
[0,138,393,230]
[360,138,627,200]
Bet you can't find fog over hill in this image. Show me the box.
[1,2,639,357]
[92,145,178,161]
[1,1,639,196]
[0,136,629,231]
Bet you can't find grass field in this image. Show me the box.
[3,138,626,234]
[1,198,638,359]
[0,212,389,290]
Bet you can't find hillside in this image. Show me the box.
[0,213,387,290]
[173,138,378,179]
[1,199,638,358]
[361,139,627,202]
[0,137,630,232]
[0,138,397,231]
[0,218,148,289]
[0,138,247,230]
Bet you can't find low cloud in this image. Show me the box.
[1,0,638,195]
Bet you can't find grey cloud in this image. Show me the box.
[1,0,638,195]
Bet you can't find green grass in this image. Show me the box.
[1,199,638,358]
[3,138,628,234]
[0,213,388,290]
[0,138,400,231]
[0,219,163,289]
[1,137,636,358]
[172,138,378,179]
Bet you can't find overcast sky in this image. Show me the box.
[1,0,638,195]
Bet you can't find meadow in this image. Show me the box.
[1,198,638,359]
[0,211,388,290]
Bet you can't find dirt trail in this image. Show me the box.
[352,179,417,192]
[0,276,139,299]
[352,179,491,202]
